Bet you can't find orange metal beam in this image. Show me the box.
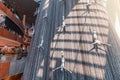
[0,62,10,80]
[0,2,24,32]
[0,28,23,46]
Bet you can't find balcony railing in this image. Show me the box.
[0,55,26,79]
[0,28,23,43]
[0,2,24,32]
[0,61,10,79]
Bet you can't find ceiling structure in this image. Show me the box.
[4,0,39,26]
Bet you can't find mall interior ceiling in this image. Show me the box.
[3,0,39,26]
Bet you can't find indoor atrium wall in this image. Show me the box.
[106,0,120,39]
[22,0,120,80]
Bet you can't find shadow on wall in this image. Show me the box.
[22,0,116,80]
[48,0,114,80]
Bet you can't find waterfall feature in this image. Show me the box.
[23,0,120,80]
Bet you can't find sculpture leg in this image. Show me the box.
[52,66,61,72]
[62,69,64,80]
[88,47,95,53]
[98,47,107,53]
[64,67,72,73]
[102,43,111,46]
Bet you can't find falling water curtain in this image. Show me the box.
[22,0,53,80]
[23,0,120,80]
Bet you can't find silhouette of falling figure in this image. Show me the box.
[80,0,97,23]
[89,28,111,53]
[81,0,106,23]
[86,0,107,6]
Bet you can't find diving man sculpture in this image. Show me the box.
[52,51,72,80]
[89,29,111,53]
[52,51,72,73]
[38,39,44,50]
[81,0,97,23]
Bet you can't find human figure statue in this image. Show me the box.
[52,51,72,80]
[89,28,111,53]
[38,39,44,50]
